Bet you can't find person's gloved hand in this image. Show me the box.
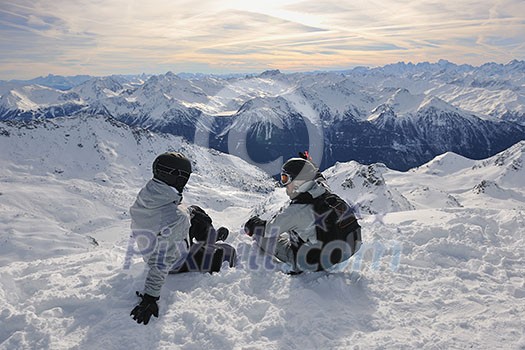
[216,227,229,241]
[244,216,267,237]
[130,292,159,325]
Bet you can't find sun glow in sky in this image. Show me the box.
[1,0,524,79]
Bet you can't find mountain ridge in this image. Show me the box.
[1,60,524,171]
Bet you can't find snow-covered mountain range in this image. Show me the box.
[1,115,524,349]
[1,60,524,171]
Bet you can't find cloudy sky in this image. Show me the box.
[1,0,524,79]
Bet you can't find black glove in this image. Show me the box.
[189,205,213,243]
[216,227,229,241]
[244,216,267,237]
[130,292,159,325]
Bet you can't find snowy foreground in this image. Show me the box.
[1,117,524,349]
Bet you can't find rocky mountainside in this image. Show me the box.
[1,61,524,171]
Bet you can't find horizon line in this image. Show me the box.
[2,58,524,82]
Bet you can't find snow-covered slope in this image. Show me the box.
[0,115,273,264]
[386,141,525,210]
[324,162,414,214]
[411,151,476,176]
[70,77,126,102]
[0,84,82,111]
[322,140,525,213]
[0,117,524,349]
[8,74,93,91]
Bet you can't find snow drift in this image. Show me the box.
[0,116,524,349]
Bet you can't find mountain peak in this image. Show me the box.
[236,95,291,116]
[324,161,414,214]
[165,71,178,78]
[368,103,395,122]
[467,140,525,188]
[259,69,282,78]
[414,151,475,175]
[417,95,460,114]
[486,140,525,168]
[437,59,453,66]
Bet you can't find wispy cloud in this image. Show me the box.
[0,0,524,79]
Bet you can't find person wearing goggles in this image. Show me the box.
[244,157,360,274]
[129,152,193,325]
[129,152,235,325]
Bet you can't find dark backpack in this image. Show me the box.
[293,190,362,268]
[313,192,361,250]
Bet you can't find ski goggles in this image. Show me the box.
[174,169,191,180]
[156,163,191,180]
[280,171,293,186]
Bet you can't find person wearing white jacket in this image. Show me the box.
[244,157,361,274]
[129,152,192,325]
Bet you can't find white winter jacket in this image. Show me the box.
[263,180,327,243]
[130,178,191,297]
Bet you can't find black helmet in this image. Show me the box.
[152,152,192,192]
[280,158,317,186]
